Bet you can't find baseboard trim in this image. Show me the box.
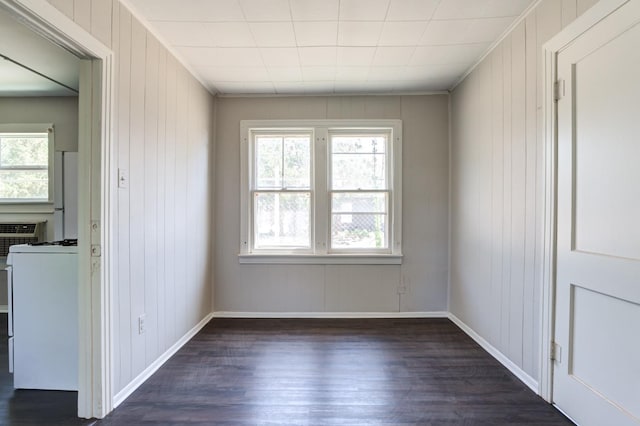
[0,305,7,314]
[112,312,214,408]
[212,311,449,319]
[448,313,539,393]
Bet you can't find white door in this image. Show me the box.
[554,1,640,425]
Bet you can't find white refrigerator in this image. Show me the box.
[6,243,78,390]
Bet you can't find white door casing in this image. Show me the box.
[553,1,640,425]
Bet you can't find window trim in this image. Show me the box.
[240,119,402,264]
[0,123,55,204]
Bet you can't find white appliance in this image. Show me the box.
[53,151,79,240]
[6,243,78,390]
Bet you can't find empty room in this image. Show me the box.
[0,0,638,425]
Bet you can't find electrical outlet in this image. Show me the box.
[138,314,146,334]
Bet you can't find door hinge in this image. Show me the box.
[554,79,565,101]
[551,341,562,363]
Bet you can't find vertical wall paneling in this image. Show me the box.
[113,0,132,393]
[73,0,91,33]
[490,47,504,347]
[173,67,189,337]
[143,33,159,365]
[509,22,526,365]
[524,13,539,378]
[561,0,578,28]
[156,47,167,353]
[90,0,112,49]
[500,35,513,352]
[164,55,177,345]
[48,0,74,19]
[128,17,147,377]
[450,0,592,381]
[577,0,600,16]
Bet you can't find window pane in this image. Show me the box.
[254,192,310,248]
[256,136,283,188]
[283,137,310,188]
[331,134,387,190]
[0,170,49,199]
[0,134,49,167]
[331,213,387,249]
[332,192,387,213]
[256,135,310,189]
[332,136,386,154]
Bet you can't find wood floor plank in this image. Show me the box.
[99,318,573,425]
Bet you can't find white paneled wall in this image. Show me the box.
[46,0,215,394]
[214,95,449,314]
[450,0,599,382]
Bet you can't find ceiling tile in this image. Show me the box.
[411,43,489,66]
[301,67,336,81]
[372,47,416,66]
[433,0,534,20]
[367,67,409,81]
[335,67,370,81]
[290,0,339,21]
[299,47,337,66]
[205,47,263,67]
[237,0,291,21]
[294,22,338,46]
[129,0,245,22]
[337,22,384,46]
[420,17,514,45]
[267,67,303,81]
[259,47,300,67]
[403,63,467,80]
[200,66,270,82]
[303,81,335,93]
[337,47,376,66]
[152,22,210,47]
[378,21,428,46]
[339,0,390,21]
[249,22,296,47]
[386,0,439,21]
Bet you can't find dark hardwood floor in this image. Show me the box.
[98,318,573,425]
[0,313,93,426]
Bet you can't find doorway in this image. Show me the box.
[0,0,113,420]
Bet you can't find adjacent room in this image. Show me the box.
[1,0,638,425]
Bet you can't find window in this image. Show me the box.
[0,124,54,203]
[240,120,402,264]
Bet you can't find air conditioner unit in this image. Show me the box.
[0,222,46,257]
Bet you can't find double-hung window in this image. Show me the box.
[0,124,54,203]
[240,120,402,264]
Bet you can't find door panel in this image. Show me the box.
[554,1,640,425]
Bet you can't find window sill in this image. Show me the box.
[238,253,403,265]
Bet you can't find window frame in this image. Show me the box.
[0,123,55,204]
[240,119,402,265]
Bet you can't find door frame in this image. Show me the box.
[540,0,632,403]
[0,0,114,419]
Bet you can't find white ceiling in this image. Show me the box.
[0,7,79,97]
[126,0,536,95]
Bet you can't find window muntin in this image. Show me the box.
[0,126,54,202]
[252,132,312,250]
[241,120,402,262]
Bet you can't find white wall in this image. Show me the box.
[215,95,449,313]
[449,0,599,382]
[45,0,216,395]
[0,96,78,151]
